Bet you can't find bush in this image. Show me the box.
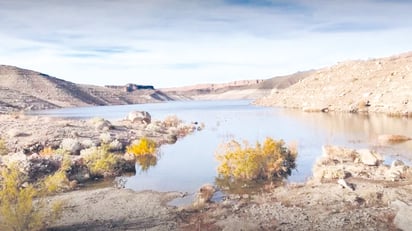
[39,147,54,156]
[0,165,63,231]
[126,137,157,156]
[43,170,70,194]
[215,137,297,181]
[82,145,120,177]
[0,139,9,156]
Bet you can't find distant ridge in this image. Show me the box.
[0,65,175,113]
[161,72,312,100]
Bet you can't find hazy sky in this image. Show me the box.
[1,0,412,88]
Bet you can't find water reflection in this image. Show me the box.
[136,155,158,172]
[279,110,412,159]
[215,176,286,195]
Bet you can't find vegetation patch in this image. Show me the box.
[126,137,157,156]
[82,144,120,177]
[215,137,297,181]
[0,165,63,231]
[0,138,9,156]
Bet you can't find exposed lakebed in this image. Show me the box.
[31,100,412,194]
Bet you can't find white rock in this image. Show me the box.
[356,149,383,166]
[338,179,354,191]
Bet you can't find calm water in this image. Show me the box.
[30,100,412,194]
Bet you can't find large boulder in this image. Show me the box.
[356,149,383,166]
[391,200,412,230]
[127,111,151,124]
[385,160,409,181]
[60,138,82,155]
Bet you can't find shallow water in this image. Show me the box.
[30,100,412,194]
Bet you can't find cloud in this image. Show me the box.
[0,0,412,87]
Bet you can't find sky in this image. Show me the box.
[1,0,412,88]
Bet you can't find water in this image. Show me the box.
[30,100,412,194]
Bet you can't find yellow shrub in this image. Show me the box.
[83,145,119,177]
[0,165,63,231]
[126,137,157,156]
[215,137,297,181]
[0,138,9,156]
[43,170,70,194]
[39,147,54,156]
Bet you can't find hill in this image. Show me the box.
[255,52,412,116]
[161,73,309,100]
[0,65,175,113]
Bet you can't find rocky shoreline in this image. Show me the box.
[43,142,412,230]
[0,111,201,186]
[1,109,412,230]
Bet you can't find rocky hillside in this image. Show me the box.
[162,73,309,100]
[256,52,412,116]
[0,65,175,113]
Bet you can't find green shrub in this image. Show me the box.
[82,145,119,177]
[215,137,297,181]
[0,139,9,156]
[0,165,63,231]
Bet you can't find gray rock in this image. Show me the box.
[193,184,216,208]
[391,200,412,230]
[61,138,82,155]
[127,111,151,124]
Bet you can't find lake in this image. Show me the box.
[31,100,412,194]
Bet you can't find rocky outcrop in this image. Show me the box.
[255,52,412,116]
[313,145,410,182]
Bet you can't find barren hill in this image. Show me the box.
[161,73,309,100]
[255,52,412,116]
[0,65,175,113]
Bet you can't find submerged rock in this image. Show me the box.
[378,134,412,144]
[193,184,216,208]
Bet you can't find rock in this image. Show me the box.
[356,149,383,166]
[391,200,412,230]
[193,184,216,208]
[109,139,123,151]
[60,138,82,155]
[67,158,91,183]
[89,117,113,131]
[378,134,412,144]
[337,179,354,191]
[386,160,409,181]
[2,152,29,172]
[127,111,151,124]
[321,145,357,163]
[26,155,60,182]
